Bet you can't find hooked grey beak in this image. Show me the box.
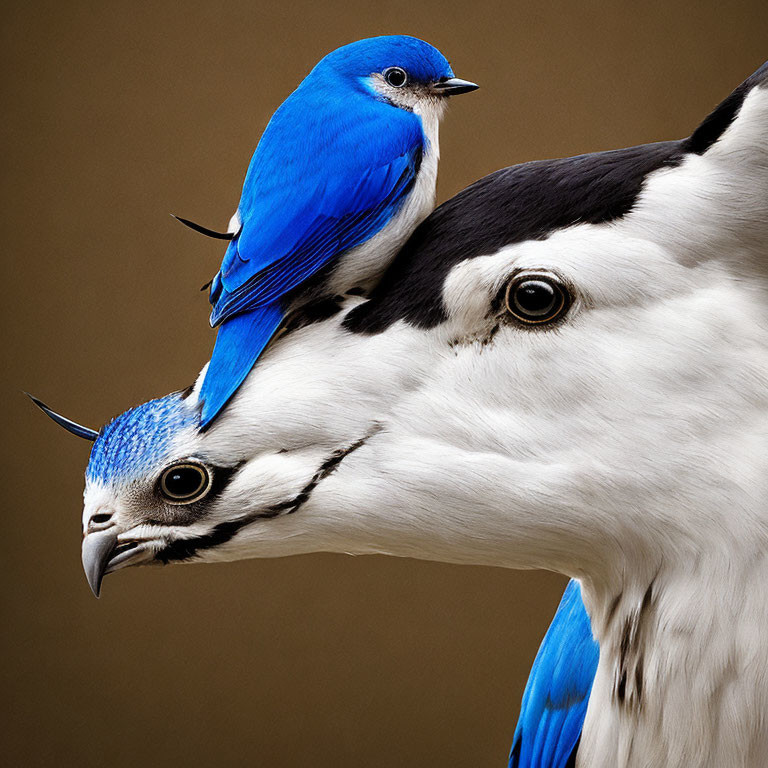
[82,531,156,597]
[82,530,118,597]
[432,77,479,96]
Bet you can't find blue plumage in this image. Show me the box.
[509,580,599,768]
[86,394,198,484]
[199,36,464,427]
[200,303,284,429]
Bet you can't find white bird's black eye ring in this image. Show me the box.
[383,67,408,88]
[159,462,212,505]
[504,274,570,325]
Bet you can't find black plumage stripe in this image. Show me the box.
[685,61,768,155]
[345,141,684,334]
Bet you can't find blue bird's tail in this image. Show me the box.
[199,303,284,428]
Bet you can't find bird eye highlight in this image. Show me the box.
[504,274,570,325]
[158,462,212,504]
[383,67,408,88]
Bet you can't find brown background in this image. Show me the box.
[2,1,765,766]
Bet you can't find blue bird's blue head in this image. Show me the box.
[305,35,478,100]
[319,35,453,82]
[72,390,243,596]
[27,389,233,595]
[86,393,199,486]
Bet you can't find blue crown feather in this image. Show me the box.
[86,394,199,484]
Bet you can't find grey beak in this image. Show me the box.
[432,77,479,96]
[82,530,118,598]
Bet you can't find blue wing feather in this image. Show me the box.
[211,149,420,323]
[199,81,425,426]
[209,87,424,325]
[199,302,284,427]
[509,580,599,768]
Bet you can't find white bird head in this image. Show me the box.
[34,64,768,600]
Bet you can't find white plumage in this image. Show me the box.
[65,65,768,767]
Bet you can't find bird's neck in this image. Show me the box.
[576,552,768,768]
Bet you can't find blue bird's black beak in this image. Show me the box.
[432,77,479,96]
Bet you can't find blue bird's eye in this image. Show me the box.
[159,462,212,504]
[383,67,408,88]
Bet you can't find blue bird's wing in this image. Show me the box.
[509,580,599,768]
[209,103,425,326]
[199,96,424,426]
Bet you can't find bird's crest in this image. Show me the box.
[86,393,199,483]
[29,390,201,483]
[26,393,99,441]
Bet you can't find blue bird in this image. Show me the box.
[178,35,478,427]
[509,581,599,768]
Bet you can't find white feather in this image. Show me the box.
[83,78,768,768]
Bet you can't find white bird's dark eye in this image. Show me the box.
[384,67,408,88]
[505,275,569,325]
[159,462,211,504]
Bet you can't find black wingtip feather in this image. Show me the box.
[170,213,235,240]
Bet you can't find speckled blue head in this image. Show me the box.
[313,35,454,84]
[86,393,199,484]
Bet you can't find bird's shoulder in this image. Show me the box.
[244,84,425,190]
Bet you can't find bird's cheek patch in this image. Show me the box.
[220,450,332,516]
[440,250,526,338]
[442,259,494,326]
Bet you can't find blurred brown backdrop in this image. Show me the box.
[1,1,765,766]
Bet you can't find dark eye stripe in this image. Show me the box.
[156,429,378,561]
